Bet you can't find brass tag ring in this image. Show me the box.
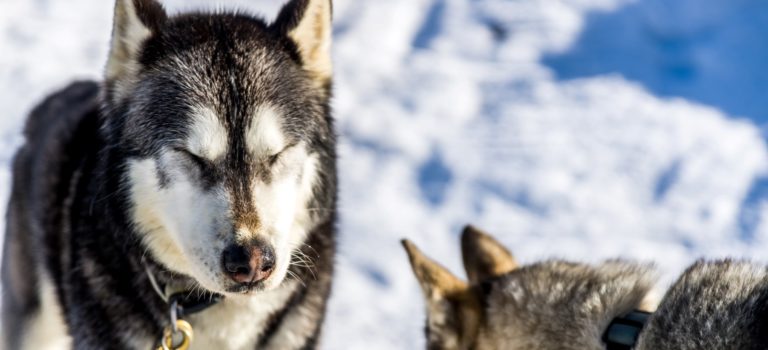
[158,319,194,350]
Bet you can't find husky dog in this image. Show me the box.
[403,226,768,349]
[2,0,336,349]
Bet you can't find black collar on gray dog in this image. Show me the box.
[603,310,651,350]
[167,292,224,319]
[143,259,224,318]
[143,259,224,349]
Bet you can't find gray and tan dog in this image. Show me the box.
[403,226,768,350]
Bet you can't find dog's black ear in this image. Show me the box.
[461,225,517,285]
[105,0,167,102]
[272,0,333,91]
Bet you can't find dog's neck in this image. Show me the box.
[141,257,224,324]
[141,256,201,297]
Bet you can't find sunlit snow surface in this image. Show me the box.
[2,0,768,348]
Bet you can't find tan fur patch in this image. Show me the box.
[235,212,261,237]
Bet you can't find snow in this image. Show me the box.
[3,0,768,348]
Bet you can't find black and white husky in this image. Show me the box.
[2,0,336,348]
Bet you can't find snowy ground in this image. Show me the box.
[3,0,768,348]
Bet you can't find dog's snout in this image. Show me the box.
[222,243,276,284]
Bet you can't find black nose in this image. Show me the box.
[222,243,276,284]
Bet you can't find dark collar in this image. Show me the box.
[143,258,224,318]
[168,292,224,319]
[603,310,651,350]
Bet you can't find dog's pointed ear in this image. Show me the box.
[105,0,167,101]
[402,239,481,349]
[461,225,517,285]
[402,239,467,300]
[272,0,333,91]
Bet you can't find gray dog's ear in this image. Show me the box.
[272,0,333,91]
[105,0,167,102]
[402,239,467,300]
[402,239,480,350]
[461,225,517,285]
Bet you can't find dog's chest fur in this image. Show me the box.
[187,281,299,350]
[82,281,301,350]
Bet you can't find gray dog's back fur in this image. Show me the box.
[637,259,768,350]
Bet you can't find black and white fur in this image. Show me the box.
[2,0,337,348]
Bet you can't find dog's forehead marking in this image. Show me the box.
[247,105,286,156]
[187,105,228,160]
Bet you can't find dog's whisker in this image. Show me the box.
[286,270,306,288]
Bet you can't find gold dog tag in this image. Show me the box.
[157,319,194,350]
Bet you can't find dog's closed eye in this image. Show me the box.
[174,148,213,170]
[267,143,298,167]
